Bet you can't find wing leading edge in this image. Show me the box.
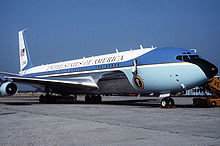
[0,72,99,94]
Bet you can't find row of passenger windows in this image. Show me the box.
[37,63,121,75]
[95,63,120,70]
[55,63,120,73]
[56,63,120,73]
[72,67,88,71]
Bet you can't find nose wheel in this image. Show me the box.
[160,97,175,108]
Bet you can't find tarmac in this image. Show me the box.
[0,95,219,146]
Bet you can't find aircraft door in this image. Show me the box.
[132,60,137,75]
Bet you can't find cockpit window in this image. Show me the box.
[189,55,199,59]
[176,56,182,61]
[176,55,200,62]
[183,55,190,61]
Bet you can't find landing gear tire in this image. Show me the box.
[168,98,175,106]
[85,95,102,104]
[39,94,56,104]
[39,95,45,103]
[94,95,102,104]
[85,94,92,103]
[161,98,168,107]
[160,97,175,108]
[46,95,55,103]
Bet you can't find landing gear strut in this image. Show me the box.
[39,94,55,103]
[85,94,102,104]
[160,97,175,108]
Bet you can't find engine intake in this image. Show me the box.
[0,82,18,96]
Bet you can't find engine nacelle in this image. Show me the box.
[0,82,18,96]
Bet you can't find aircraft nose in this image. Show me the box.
[192,59,218,79]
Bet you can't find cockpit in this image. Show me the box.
[176,51,200,62]
[176,55,200,62]
[176,51,218,79]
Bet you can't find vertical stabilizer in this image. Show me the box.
[18,29,33,71]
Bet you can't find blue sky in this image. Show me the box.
[0,0,220,75]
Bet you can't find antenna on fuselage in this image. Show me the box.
[140,45,144,49]
[190,49,197,53]
[115,48,119,53]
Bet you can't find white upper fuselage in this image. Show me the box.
[19,47,155,77]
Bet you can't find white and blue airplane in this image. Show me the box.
[0,29,218,107]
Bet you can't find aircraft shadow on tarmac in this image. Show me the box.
[87,99,196,108]
[0,98,198,108]
[2,102,34,106]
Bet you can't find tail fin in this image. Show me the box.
[18,29,33,71]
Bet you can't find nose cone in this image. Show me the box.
[191,59,218,79]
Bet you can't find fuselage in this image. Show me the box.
[19,47,218,95]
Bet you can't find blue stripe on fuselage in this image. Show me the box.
[23,47,198,77]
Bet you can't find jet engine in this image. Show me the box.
[0,82,18,96]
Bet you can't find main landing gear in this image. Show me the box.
[85,94,102,104]
[160,97,175,108]
[39,94,77,103]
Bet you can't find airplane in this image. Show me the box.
[0,29,218,107]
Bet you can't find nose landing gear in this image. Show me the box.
[160,97,176,108]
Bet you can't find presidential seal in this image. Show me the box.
[132,75,144,90]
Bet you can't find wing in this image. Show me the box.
[0,72,20,77]
[0,72,99,94]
